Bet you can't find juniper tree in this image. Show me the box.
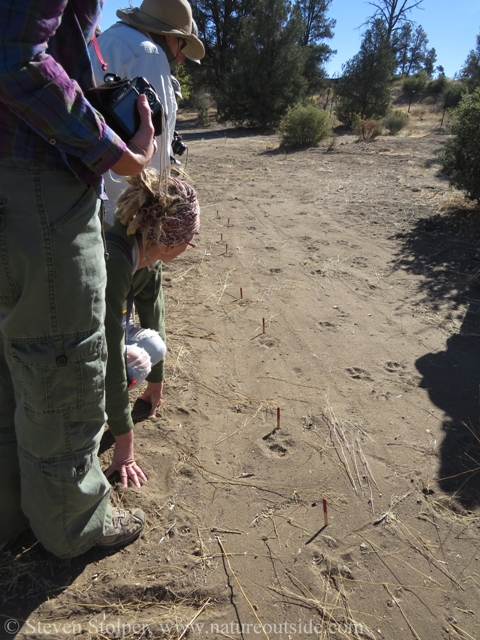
[191,0,255,92]
[334,20,396,127]
[217,0,307,128]
[439,88,480,203]
[296,0,336,92]
[460,31,480,90]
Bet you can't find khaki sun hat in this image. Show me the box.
[188,19,202,64]
[117,0,205,62]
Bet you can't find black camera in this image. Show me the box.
[171,131,187,156]
[107,75,164,141]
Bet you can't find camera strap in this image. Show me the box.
[157,120,170,198]
[92,33,108,74]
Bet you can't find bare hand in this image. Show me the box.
[105,431,148,488]
[110,94,156,176]
[139,381,163,417]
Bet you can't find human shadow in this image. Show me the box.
[392,206,480,507]
[0,532,107,639]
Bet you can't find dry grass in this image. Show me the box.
[268,567,377,639]
[321,398,379,512]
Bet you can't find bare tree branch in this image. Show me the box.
[363,0,424,43]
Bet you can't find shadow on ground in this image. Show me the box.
[0,535,107,640]
[392,207,480,507]
[177,120,265,142]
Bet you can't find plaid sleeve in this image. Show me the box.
[0,0,126,174]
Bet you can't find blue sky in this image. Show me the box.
[99,0,479,79]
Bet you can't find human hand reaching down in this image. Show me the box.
[105,431,148,488]
[139,381,163,417]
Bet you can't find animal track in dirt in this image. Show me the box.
[336,240,360,249]
[268,442,288,456]
[346,367,373,382]
[262,431,295,457]
[384,361,406,373]
[350,256,368,267]
[259,335,280,348]
[333,307,350,318]
[318,321,337,330]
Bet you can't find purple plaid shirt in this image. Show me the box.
[0,0,127,188]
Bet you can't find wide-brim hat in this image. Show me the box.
[117,0,205,62]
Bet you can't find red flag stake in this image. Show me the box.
[323,499,328,527]
[240,287,243,299]
[262,318,265,333]
[225,244,228,254]
[276,407,280,430]
[221,233,223,241]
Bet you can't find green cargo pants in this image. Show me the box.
[0,158,111,558]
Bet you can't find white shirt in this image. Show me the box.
[89,22,177,225]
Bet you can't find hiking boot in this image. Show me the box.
[97,507,145,549]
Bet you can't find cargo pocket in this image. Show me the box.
[41,446,98,480]
[10,330,106,414]
[0,198,20,302]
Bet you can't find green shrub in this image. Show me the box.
[355,118,383,141]
[427,75,447,94]
[278,103,331,147]
[402,71,429,95]
[174,64,191,102]
[334,98,359,128]
[439,81,468,110]
[384,110,409,135]
[189,90,212,126]
[439,88,480,203]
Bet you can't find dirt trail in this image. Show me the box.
[2,123,480,640]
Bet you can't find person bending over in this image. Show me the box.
[104,169,200,487]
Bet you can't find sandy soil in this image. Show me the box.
[2,115,480,640]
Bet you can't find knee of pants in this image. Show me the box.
[136,329,167,367]
[127,328,166,366]
[7,330,106,457]
[126,344,151,389]
[19,445,111,559]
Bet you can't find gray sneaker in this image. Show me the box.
[97,507,145,549]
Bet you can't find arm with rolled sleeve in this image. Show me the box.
[134,266,166,384]
[0,0,126,174]
[104,251,135,437]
